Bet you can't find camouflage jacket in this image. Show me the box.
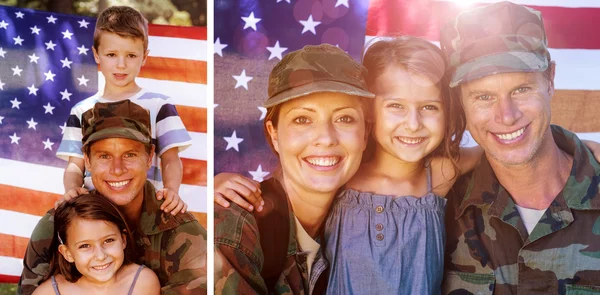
[214,180,328,295]
[443,125,600,295]
[18,181,207,295]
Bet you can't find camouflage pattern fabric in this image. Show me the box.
[18,181,207,295]
[264,44,374,108]
[81,99,152,147]
[214,181,328,294]
[439,1,550,87]
[443,125,600,295]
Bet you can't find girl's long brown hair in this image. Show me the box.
[45,193,137,283]
[361,36,466,178]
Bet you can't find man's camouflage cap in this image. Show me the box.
[440,1,550,88]
[81,100,151,148]
[264,44,375,108]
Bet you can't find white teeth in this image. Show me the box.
[305,157,340,167]
[396,137,424,144]
[92,263,111,270]
[107,180,129,188]
[495,127,525,141]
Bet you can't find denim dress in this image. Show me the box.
[324,165,446,294]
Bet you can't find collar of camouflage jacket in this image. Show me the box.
[139,181,197,235]
[455,124,600,220]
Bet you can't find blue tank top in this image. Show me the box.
[324,164,446,294]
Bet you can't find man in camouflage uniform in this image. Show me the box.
[18,100,207,295]
[440,2,600,294]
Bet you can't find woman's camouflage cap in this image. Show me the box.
[263,44,375,108]
[440,1,550,88]
[81,100,152,148]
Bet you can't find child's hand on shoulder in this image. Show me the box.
[157,187,187,215]
[55,187,89,209]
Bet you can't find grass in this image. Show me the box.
[0,283,16,295]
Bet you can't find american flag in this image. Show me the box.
[214,0,600,184]
[0,5,207,283]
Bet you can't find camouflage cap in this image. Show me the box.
[263,44,375,108]
[81,100,151,148]
[440,1,550,88]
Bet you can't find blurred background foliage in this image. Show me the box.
[0,0,206,26]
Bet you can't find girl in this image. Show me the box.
[33,193,160,295]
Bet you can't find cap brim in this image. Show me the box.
[263,80,375,108]
[449,51,548,88]
[82,127,151,147]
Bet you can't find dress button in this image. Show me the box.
[375,206,384,213]
[376,233,384,241]
[376,223,384,231]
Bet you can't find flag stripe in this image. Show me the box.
[366,1,600,49]
[180,132,207,161]
[148,24,207,40]
[137,57,207,84]
[550,90,600,132]
[439,0,600,9]
[0,210,41,239]
[0,257,22,277]
[0,185,59,217]
[181,158,207,186]
[148,36,207,61]
[0,233,29,259]
[177,106,207,133]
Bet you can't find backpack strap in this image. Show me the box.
[254,177,291,293]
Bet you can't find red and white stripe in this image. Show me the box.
[0,24,207,283]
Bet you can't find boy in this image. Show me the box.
[56,6,192,214]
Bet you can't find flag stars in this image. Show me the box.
[214,38,227,57]
[60,89,72,101]
[62,29,73,39]
[224,130,244,152]
[44,70,56,81]
[9,133,21,145]
[277,0,291,3]
[30,26,41,35]
[77,45,89,55]
[258,107,267,120]
[0,79,4,90]
[249,165,270,182]
[0,47,5,58]
[15,11,24,19]
[27,84,39,96]
[28,53,40,63]
[335,0,349,7]
[300,15,321,35]
[266,41,287,60]
[13,35,24,46]
[0,116,4,124]
[10,98,21,109]
[12,65,23,76]
[26,118,38,130]
[0,20,8,29]
[45,40,57,51]
[233,70,253,90]
[60,57,73,68]
[241,12,261,31]
[43,138,55,150]
[47,15,57,24]
[78,75,89,86]
[59,122,67,134]
[78,19,89,28]
[43,103,55,114]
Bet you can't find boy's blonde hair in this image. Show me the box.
[94,6,149,52]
